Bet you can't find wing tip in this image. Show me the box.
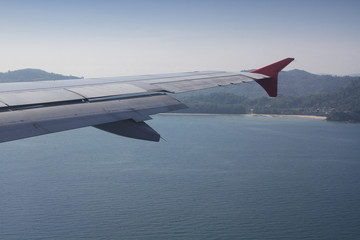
[251,58,295,97]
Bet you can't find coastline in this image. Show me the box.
[160,113,327,120]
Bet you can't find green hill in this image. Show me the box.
[178,69,355,98]
[0,69,80,82]
[177,78,360,122]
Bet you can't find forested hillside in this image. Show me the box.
[178,69,355,98]
[177,79,360,122]
[0,69,80,82]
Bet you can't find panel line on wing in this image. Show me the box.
[66,83,146,99]
[0,88,85,107]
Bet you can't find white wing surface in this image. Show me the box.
[0,58,294,143]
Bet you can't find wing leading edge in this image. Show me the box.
[0,58,294,143]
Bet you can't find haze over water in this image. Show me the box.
[0,115,359,239]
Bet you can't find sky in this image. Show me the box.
[0,0,359,77]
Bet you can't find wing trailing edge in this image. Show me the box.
[251,58,295,97]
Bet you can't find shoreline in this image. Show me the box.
[159,113,327,120]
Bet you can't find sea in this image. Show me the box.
[0,115,359,240]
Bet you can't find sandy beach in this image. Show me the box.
[160,113,327,120]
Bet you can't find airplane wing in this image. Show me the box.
[0,58,294,143]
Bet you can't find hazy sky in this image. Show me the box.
[0,0,359,77]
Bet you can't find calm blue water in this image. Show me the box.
[0,115,360,240]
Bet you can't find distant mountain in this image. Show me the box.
[278,69,357,96]
[177,78,360,122]
[177,69,358,98]
[0,69,81,83]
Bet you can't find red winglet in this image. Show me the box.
[251,58,294,97]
